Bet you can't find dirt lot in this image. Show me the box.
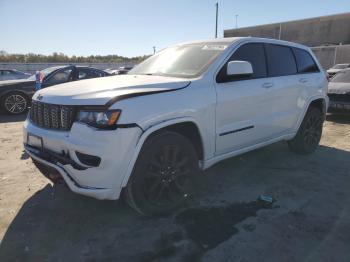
[0,114,349,262]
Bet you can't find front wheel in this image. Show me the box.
[288,107,324,154]
[123,131,199,216]
[1,92,29,114]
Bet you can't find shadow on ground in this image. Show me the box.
[0,113,26,123]
[326,113,350,124]
[1,142,350,261]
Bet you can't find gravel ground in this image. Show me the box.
[0,114,349,262]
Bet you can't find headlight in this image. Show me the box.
[76,109,121,129]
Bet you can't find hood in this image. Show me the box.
[0,78,35,88]
[328,82,350,94]
[33,75,191,105]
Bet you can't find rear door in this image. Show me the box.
[263,44,301,134]
[214,43,276,155]
[292,47,323,112]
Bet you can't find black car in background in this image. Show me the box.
[0,65,111,114]
[0,69,31,81]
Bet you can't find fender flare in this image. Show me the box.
[120,116,202,187]
[294,95,328,132]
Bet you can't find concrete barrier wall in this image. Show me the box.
[0,62,136,75]
[311,45,350,70]
[224,12,350,46]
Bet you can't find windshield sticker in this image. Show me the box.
[202,45,227,51]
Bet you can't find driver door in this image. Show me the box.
[215,43,276,155]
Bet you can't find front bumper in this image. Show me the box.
[23,119,142,200]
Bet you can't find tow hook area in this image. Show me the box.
[25,144,87,171]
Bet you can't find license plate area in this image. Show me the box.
[27,133,43,151]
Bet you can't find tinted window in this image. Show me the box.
[265,44,297,77]
[3,70,14,76]
[293,48,319,73]
[78,68,106,79]
[217,43,267,82]
[45,68,73,85]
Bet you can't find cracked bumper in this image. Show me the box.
[23,119,142,200]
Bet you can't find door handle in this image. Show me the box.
[262,82,273,88]
[299,78,308,83]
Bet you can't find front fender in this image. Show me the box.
[120,116,202,187]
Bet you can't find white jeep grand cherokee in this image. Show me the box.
[24,37,328,215]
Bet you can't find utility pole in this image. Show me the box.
[153,46,156,54]
[215,2,218,38]
[235,14,238,29]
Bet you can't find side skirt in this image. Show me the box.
[200,132,296,170]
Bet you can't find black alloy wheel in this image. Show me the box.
[124,131,199,216]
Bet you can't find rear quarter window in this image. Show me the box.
[292,48,319,73]
[265,44,297,77]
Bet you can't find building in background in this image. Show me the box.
[224,12,350,69]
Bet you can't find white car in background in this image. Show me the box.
[328,68,350,113]
[24,37,328,215]
[327,63,350,78]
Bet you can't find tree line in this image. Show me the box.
[0,51,149,63]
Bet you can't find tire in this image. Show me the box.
[288,107,324,154]
[1,92,29,115]
[123,131,199,216]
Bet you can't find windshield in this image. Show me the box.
[331,70,350,83]
[27,66,64,80]
[332,64,349,70]
[129,42,228,78]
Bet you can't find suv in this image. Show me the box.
[24,37,328,215]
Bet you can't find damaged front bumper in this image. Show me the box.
[23,119,143,200]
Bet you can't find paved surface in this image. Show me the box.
[0,114,349,262]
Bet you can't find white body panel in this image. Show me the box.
[23,37,328,200]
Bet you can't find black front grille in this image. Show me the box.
[328,94,350,103]
[29,101,76,131]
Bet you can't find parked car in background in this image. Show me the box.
[328,68,350,114]
[104,68,119,75]
[117,66,133,75]
[0,69,31,81]
[0,65,110,114]
[23,37,328,215]
[104,66,134,75]
[327,63,350,78]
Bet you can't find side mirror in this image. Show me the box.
[227,60,253,76]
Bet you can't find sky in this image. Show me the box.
[1,0,349,57]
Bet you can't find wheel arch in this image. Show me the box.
[121,117,205,187]
[294,96,328,132]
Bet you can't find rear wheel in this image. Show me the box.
[288,107,324,154]
[123,131,199,216]
[1,92,29,114]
